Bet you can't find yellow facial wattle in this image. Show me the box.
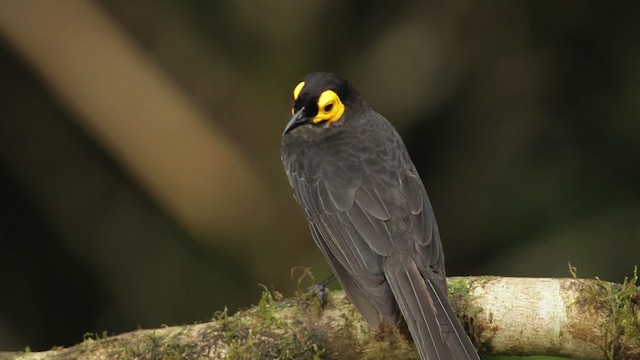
[312,90,345,124]
[291,80,345,124]
[293,81,305,101]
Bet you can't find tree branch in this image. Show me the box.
[1,276,638,360]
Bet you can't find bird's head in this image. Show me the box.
[283,72,363,135]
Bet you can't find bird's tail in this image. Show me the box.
[384,255,479,360]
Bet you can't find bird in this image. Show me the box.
[281,72,480,360]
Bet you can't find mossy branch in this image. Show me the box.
[1,276,639,360]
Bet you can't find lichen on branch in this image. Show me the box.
[1,275,638,360]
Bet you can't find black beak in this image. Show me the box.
[283,107,309,135]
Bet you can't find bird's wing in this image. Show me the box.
[284,131,478,359]
[390,155,479,360]
[308,220,389,327]
[388,159,479,360]
[285,150,400,326]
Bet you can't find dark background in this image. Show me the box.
[0,1,638,358]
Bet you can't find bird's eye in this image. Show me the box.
[323,102,334,113]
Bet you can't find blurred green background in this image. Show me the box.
[0,1,638,358]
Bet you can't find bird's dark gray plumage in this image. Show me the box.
[281,72,479,360]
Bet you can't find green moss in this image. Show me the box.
[216,285,330,359]
[448,277,486,351]
[361,324,420,360]
[573,266,639,360]
[291,267,328,316]
[60,278,494,359]
[223,283,423,359]
[257,284,282,327]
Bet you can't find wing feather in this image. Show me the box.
[308,223,382,327]
[403,170,424,215]
[285,147,449,326]
[283,119,478,359]
[345,202,393,256]
[326,183,357,212]
[385,255,478,360]
[310,211,398,324]
[354,186,391,220]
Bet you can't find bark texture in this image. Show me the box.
[1,276,638,360]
